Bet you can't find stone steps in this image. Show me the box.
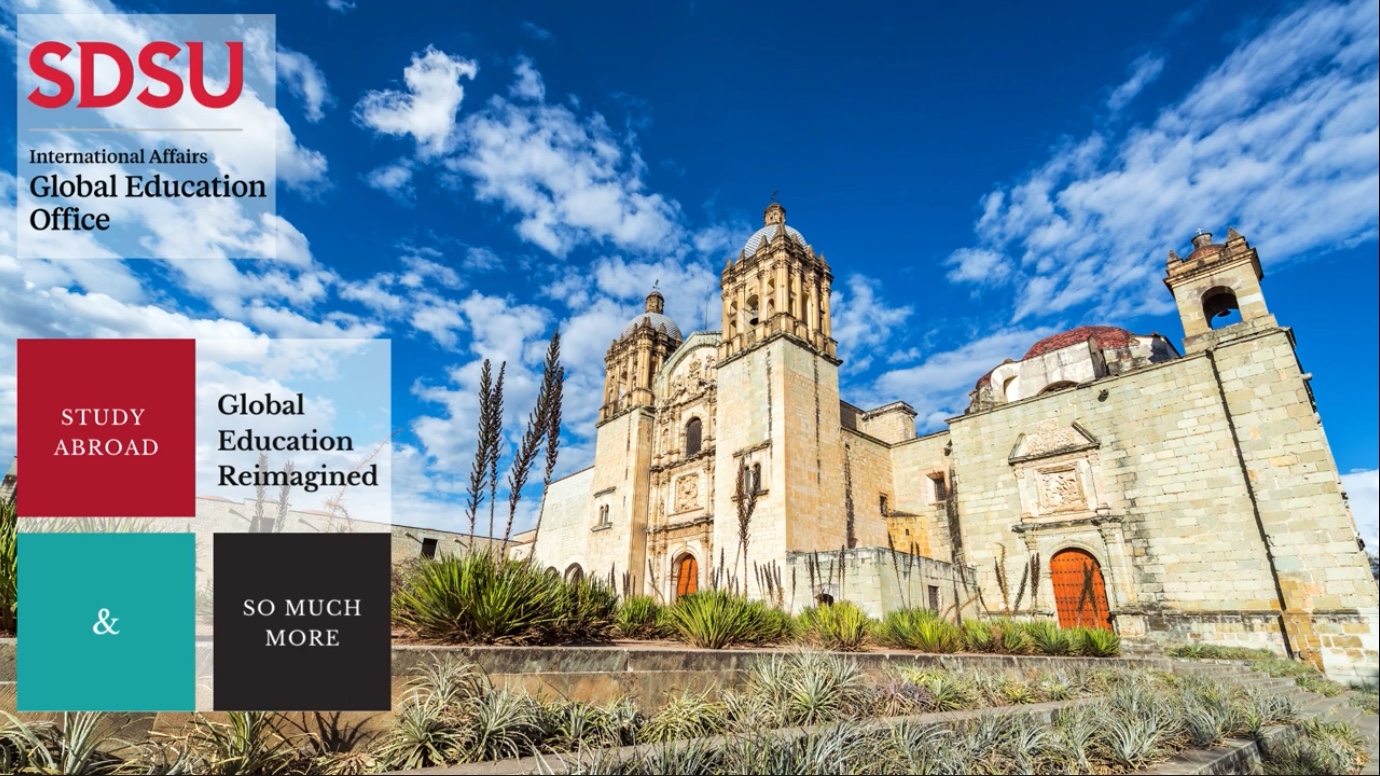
[1135,662,1378,775]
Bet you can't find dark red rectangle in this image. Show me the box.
[17,339,195,517]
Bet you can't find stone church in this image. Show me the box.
[526,202,1378,680]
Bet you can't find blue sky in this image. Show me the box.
[1,0,1376,545]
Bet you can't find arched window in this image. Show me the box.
[1202,286,1242,329]
[564,563,584,584]
[685,418,703,456]
[746,294,760,325]
[1037,381,1078,396]
[595,505,610,527]
[674,553,699,599]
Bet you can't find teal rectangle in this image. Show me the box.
[18,533,195,712]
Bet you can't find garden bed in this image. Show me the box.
[3,651,1330,775]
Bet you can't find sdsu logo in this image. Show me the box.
[27,41,244,109]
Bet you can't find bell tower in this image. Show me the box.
[719,202,837,361]
[599,289,682,423]
[713,202,848,596]
[1164,228,1277,353]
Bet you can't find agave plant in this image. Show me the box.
[1077,627,1122,657]
[743,652,868,727]
[876,608,963,653]
[184,711,295,775]
[795,601,873,651]
[0,711,127,775]
[392,552,617,644]
[640,690,728,743]
[463,689,541,763]
[663,590,792,649]
[0,500,15,635]
[372,695,464,771]
[615,595,666,639]
[1025,620,1076,655]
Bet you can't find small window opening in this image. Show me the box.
[816,592,835,606]
[928,585,941,611]
[746,294,760,325]
[685,417,703,456]
[930,473,948,502]
[879,494,889,516]
[420,538,438,558]
[752,463,763,493]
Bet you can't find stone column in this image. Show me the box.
[1094,514,1134,608]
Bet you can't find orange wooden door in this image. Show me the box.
[676,555,698,598]
[1050,549,1112,630]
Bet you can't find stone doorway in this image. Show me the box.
[1050,548,1112,630]
[675,553,698,599]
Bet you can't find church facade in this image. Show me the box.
[526,202,1378,681]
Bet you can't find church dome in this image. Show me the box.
[620,288,682,340]
[621,312,682,340]
[1023,325,1136,359]
[742,223,808,255]
[741,201,807,255]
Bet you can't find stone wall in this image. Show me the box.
[941,327,1378,680]
[888,431,953,560]
[783,546,979,620]
[527,467,595,576]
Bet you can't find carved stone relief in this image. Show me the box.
[675,474,700,513]
[1038,466,1086,512]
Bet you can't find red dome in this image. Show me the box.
[1023,325,1137,359]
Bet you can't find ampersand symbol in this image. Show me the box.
[92,608,120,636]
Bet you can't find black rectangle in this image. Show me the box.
[213,533,391,711]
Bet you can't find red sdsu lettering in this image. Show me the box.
[27,40,244,109]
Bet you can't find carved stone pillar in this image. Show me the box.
[1093,513,1133,608]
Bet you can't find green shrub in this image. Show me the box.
[1078,628,1122,657]
[796,602,873,651]
[1264,718,1367,775]
[876,608,962,653]
[641,691,728,742]
[1026,620,1076,656]
[615,595,667,639]
[0,500,15,635]
[663,590,792,649]
[1347,680,1378,715]
[961,619,995,652]
[391,552,617,644]
[738,652,868,726]
[1167,643,1275,661]
[989,619,1033,655]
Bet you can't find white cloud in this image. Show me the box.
[511,57,546,101]
[355,46,478,158]
[463,246,503,271]
[521,21,553,41]
[1107,54,1165,112]
[867,326,1060,429]
[278,46,335,122]
[947,0,1379,324]
[447,94,682,256]
[945,247,1011,286]
[325,0,355,13]
[1342,469,1379,554]
[365,159,415,199]
[831,274,913,372]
